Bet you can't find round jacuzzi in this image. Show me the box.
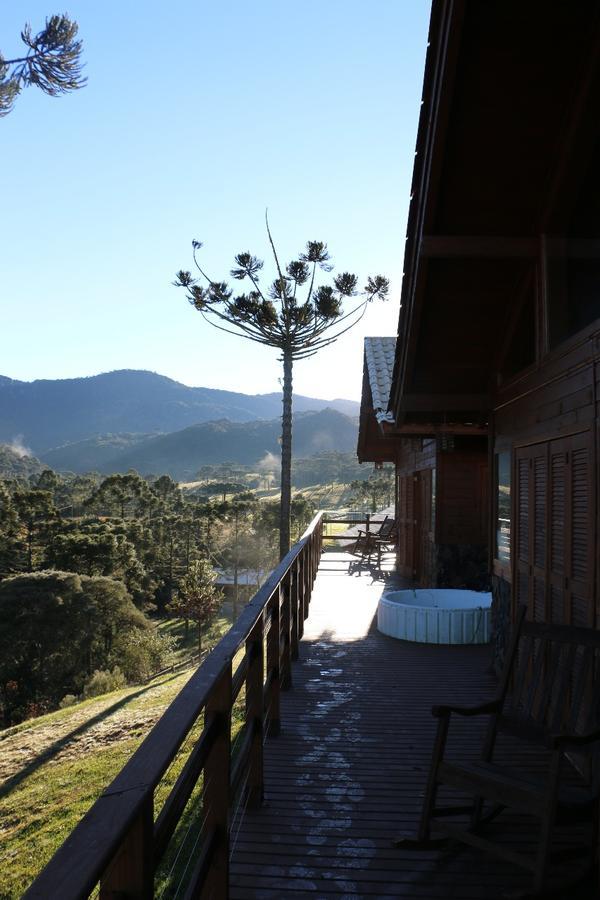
[377,589,492,645]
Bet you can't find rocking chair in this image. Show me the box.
[398,604,600,897]
[350,516,397,569]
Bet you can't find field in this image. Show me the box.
[0,616,234,898]
[180,478,362,510]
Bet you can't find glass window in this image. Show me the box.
[496,452,511,563]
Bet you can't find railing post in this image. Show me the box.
[291,566,300,660]
[296,559,305,642]
[246,615,265,804]
[99,795,153,900]
[202,667,232,899]
[302,548,310,621]
[281,580,293,690]
[265,594,281,736]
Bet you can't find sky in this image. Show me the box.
[1,1,431,402]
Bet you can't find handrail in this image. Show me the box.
[25,511,324,899]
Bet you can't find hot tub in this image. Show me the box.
[377,589,492,645]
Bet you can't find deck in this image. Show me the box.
[229,552,592,899]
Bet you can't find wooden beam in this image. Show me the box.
[420,235,538,259]
[400,393,489,413]
[382,423,488,437]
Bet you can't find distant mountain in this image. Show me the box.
[42,409,359,480]
[0,370,359,452]
[0,444,45,479]
[38,433,153,474]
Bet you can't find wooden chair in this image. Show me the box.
[399,604,600,896]
[350,516,397,568]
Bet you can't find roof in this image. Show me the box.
[357,338,398,464]
[364,337,396,423]
[389,0,600,425]
[215,568,266,586]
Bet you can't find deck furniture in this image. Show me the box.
[402,604,600,896]
[351,516,397,568]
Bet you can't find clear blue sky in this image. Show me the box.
[1,1,431,401]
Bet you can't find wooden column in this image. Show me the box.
[245,617,264,805]
[202,667,231,899]
[302,551,310,622]
[290,566,300,659]
[265,595,281,736]
[296,559,305,639]
[100,795,153,900]
[280,580,293,690]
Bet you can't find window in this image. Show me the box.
[495,452,511,563]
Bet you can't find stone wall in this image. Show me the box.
[434,543,489,591]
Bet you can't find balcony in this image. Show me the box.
[24,515,594,898]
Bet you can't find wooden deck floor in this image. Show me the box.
[229,553,593,899]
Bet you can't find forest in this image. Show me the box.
[0,466,315,725]
[0,449,393,726]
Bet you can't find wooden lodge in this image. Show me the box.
[20,1,600,897]
[358,336,488,588]
[388,0,600,649]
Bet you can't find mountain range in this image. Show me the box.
[0,370,360,480]
[0,370,359,453]
[40,409,359,479]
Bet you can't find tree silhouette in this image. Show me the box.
[174,217,388,557]
[0,14,85,116]
[170,558,223,654]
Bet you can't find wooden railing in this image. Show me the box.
[25,513,324,900]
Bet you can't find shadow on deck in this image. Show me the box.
[229,552,592,899]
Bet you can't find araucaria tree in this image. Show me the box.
[174,220,389,558]
[170,559,223,654]
[0,14,85,116]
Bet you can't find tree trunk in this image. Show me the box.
[279,349,293,559]
[233,514,239,618]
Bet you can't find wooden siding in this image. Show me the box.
[395,439,436,583]
[437,451,488,546]
[395,439,488,587]
[513,432,594,627]
[494,329,599,630]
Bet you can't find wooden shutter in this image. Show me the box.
[514,431,594,628]
[569,433,593,627]
[549,441,567,624]
[514,443,548,621]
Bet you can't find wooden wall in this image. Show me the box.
[493,325,599,629]
[437,449,488,546]
[395,439,436,582]
[395,437,488,586]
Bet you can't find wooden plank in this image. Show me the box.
[228,552,587,899]
[420,234,538,259]
[400,392,489,413]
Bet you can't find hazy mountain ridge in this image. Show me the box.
[0,370,359,452]
[0,444,45,479]
[41,409,359,479]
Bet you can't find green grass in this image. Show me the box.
[0,670,193,898]
[156,613,232,667]
[0,615,235,898]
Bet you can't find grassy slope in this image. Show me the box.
[0,616,232,899]
[180,479,361,510]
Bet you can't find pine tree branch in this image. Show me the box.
[199,309,280,348]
